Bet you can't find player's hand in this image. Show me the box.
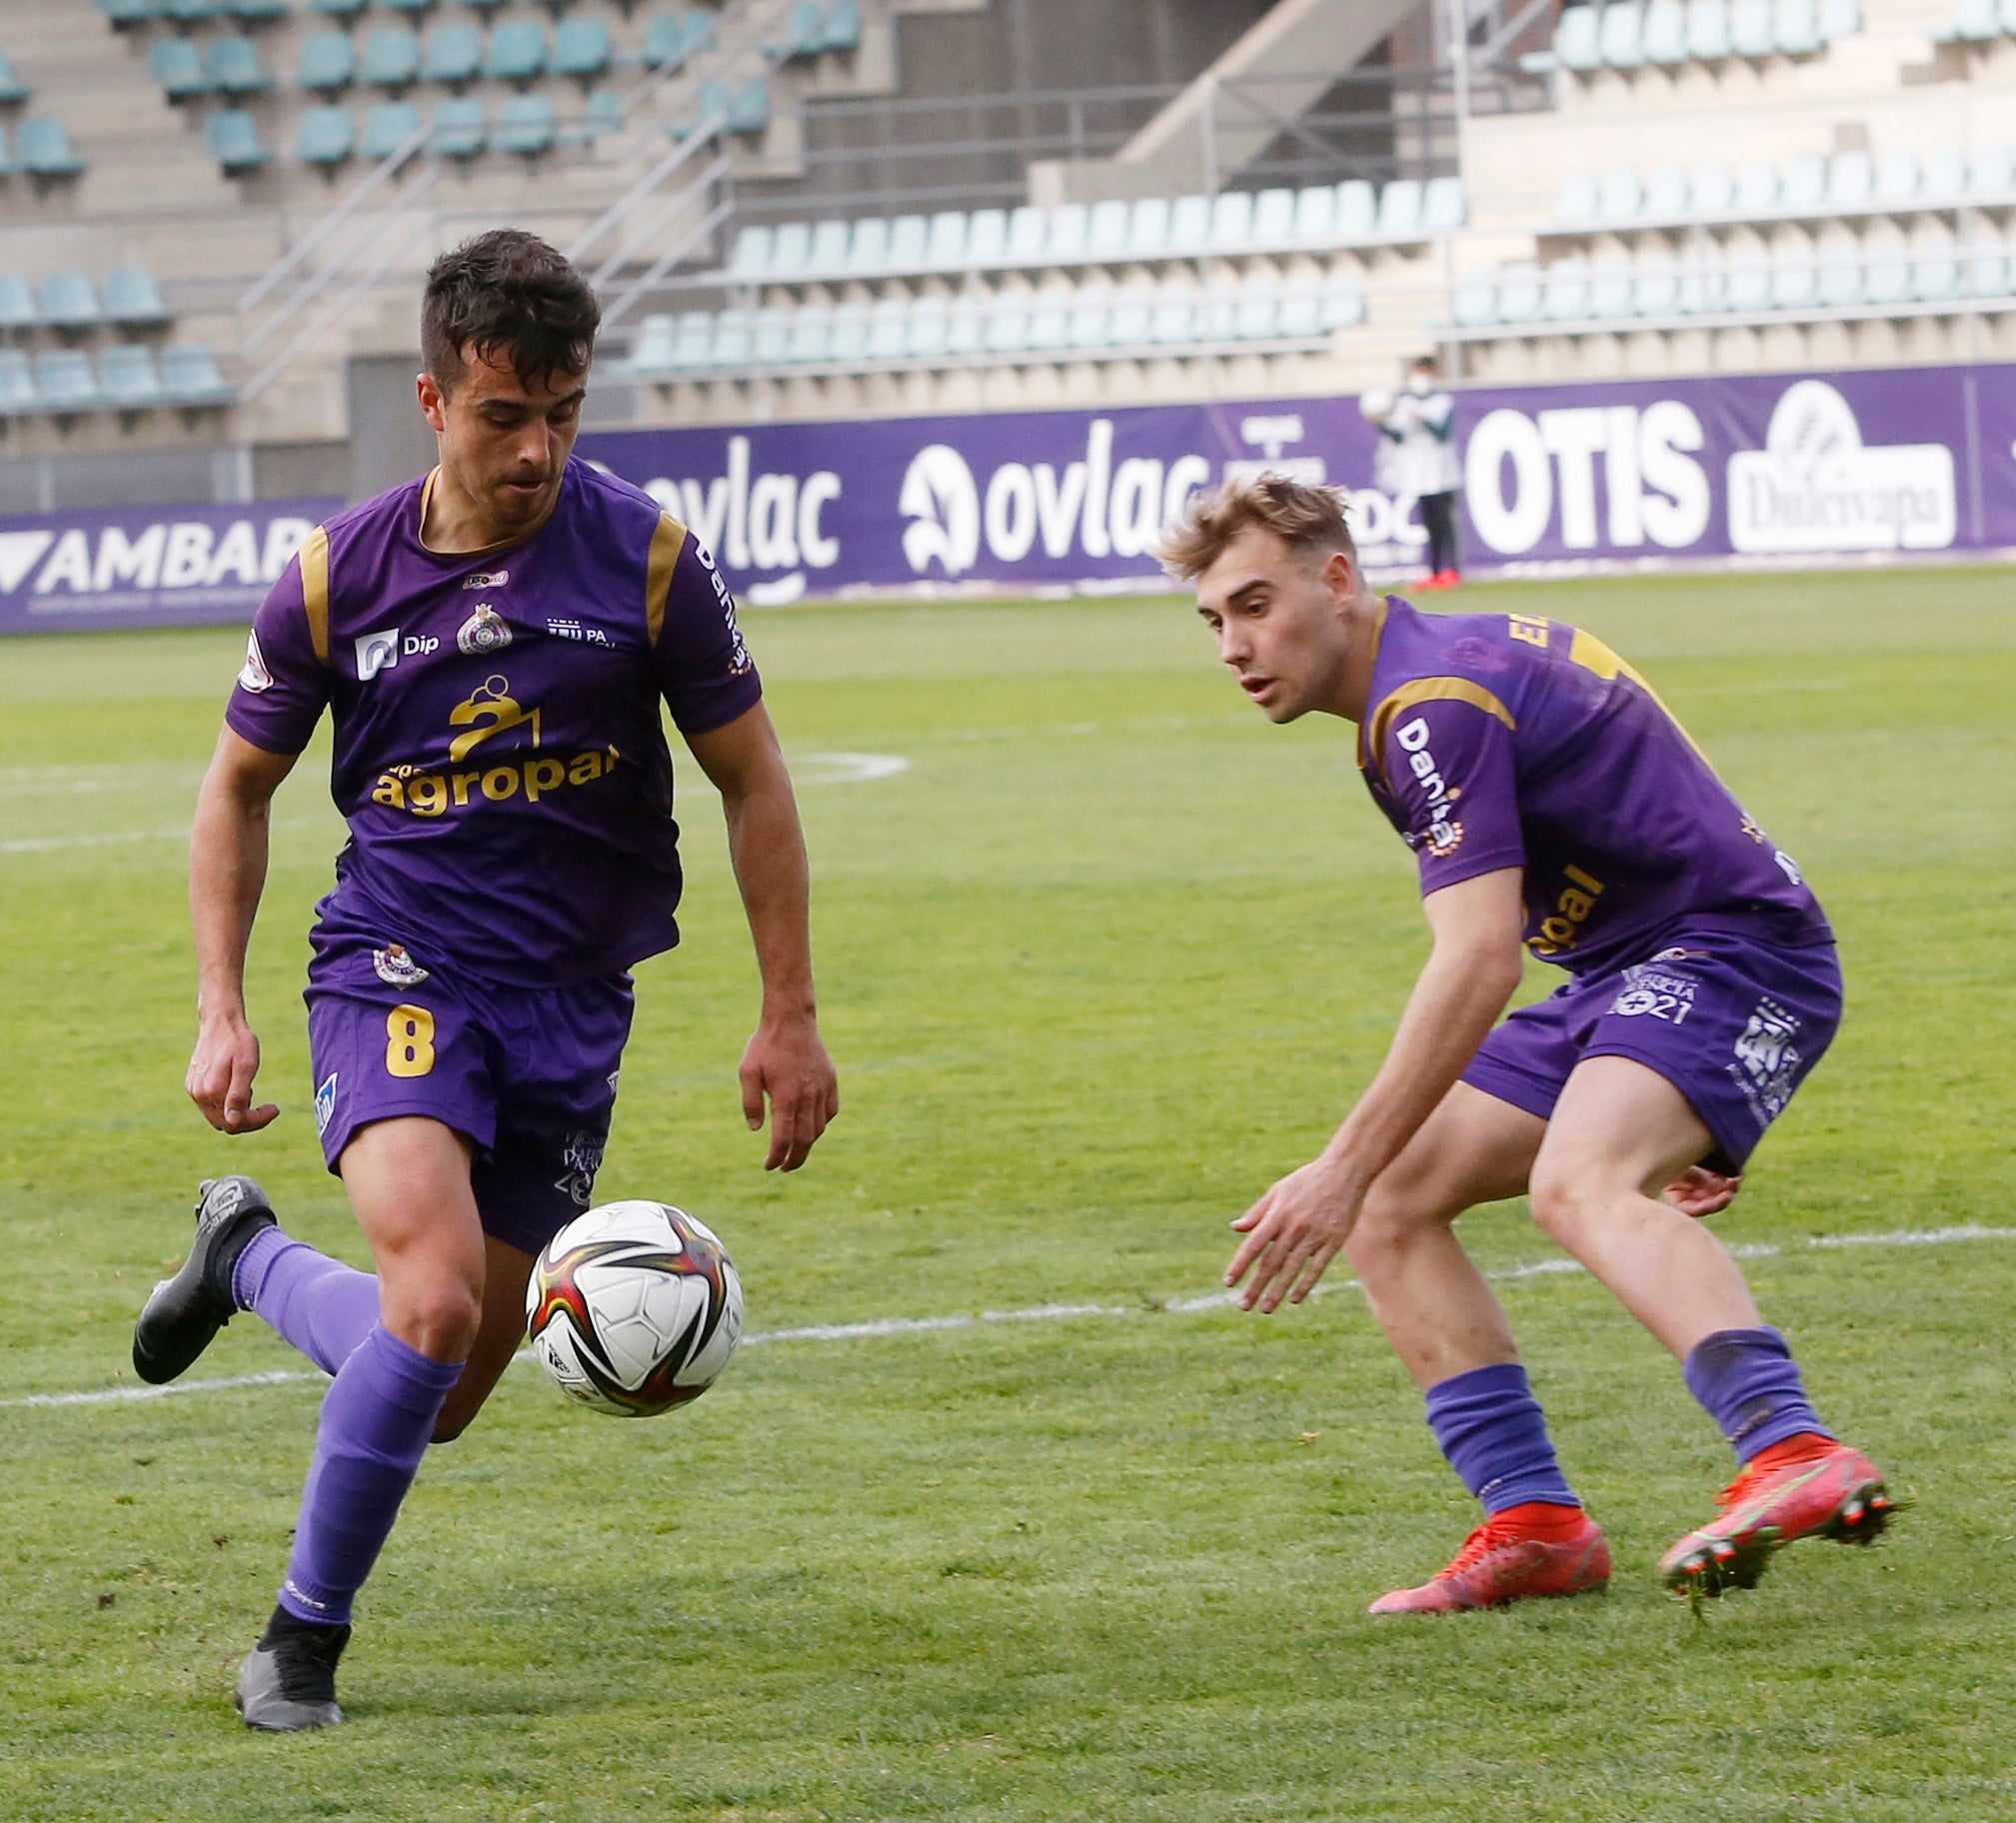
[1225,1155,1366,1314]
[739,1010,838,1172]
[1662,1164,1741,1218]
[187,1010,280,1134]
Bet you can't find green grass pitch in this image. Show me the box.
[1,568,2012,1821]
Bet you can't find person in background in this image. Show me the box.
[1370,356,1464,591]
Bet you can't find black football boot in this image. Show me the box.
[131,1176,277,1384]
[236,1606,350,1731]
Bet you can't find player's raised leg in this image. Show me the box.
[1346,1081,1611,1615]
[1529,1057,1892,1599]
[236,1116,478,1732]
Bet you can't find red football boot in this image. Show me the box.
[1431,568,1462,590]
[1659,1433,1894,1602]
[1368,1503,1611,1615]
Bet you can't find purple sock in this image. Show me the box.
[278,1323,463,1627]
[233,1226,382,1376]
[1424,1362,1581,1513]
[1683,1326,1833,1463]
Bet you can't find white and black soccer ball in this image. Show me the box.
[525,1200,744,1417]
[1357,387,1396,423]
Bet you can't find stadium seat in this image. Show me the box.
[1205,192,1253,254]
[1737,156,1779,213]
[1422,176,1466,233]
[827,303,870,366]
[1024,285,1071,353]
[101,345,164,410]
[207,108,272,172]
[866,297,908,361]
[1450,271,1497,326]
[1046,203,1089,261]
[1590,253,1635,317]
[36,349,102,413]
[642,10,715,70]
[1936,0,1999,40]
[1770,248,1818,308]
[1969,143,2014,199]
[1826,149,1872,207]
[1632,250,1682,313]
[1495,261,1544,323]
[1543,256,1590,321]
[1196,279,1236,343]
[497,92,555,153]
[1731,0,1775,55]
[99,0,161,28]
[1818,0,1860,35]
[1911,245,1962,300]
[1148,278,1195,345]
[1678,251,1725,313]
[1320,275,1365,329]
[422,23,483,84]
[728,225,772,277]
[1773,0,1822,53]
[362,99,424,159]
[1966,239,2009,297]
[1555,5,1601,70]
[552,18,612,79]
[224,0,291,19]
[1005,205,1046,263]
[0,275,38,331]
[1874,149,1918,204]
[163,0,224,22]
[1597,166,1642,221]
[1600,4,1645,66]
[0,126,14,179]
[1816,243,1864,304]
[1686,0,1734,58]
[103,267,172,326]
[904,297,948,362]
[17,118,87,178]
[1108,286,1152,346]
[1921,147,1968,200]
[39,271,101,329]
[711,308,752,367]
[151,38,213,100]
[887,214,929,269]
[1643,0,1689,61]
[1087,198,1132,259]
[383,0,433,14]
[1166,193,1212,253]
[1250,187,1295,245]
[786,303,832,364]
[310,0,370,17]
[1226,272,1275,340]
[768,220,813,275]
[486,21,547,82]
[208,36,274,96]
[360,26,421,87]
[0,50,32,105]
[764,0,824,61]
[1290,184,1334,246]
[1644,164,1689,217]
[820,0,863,52]
[295,102,356,165]
[162,342,233,404]
[966,208,1008,265]
[297,31,357,91]
[747,305,789,366]
[728,79,771,135]
[1376,178,1422,238]
[927,210,968,267]
[0,349,33,416]
[1556,170,1598,221]
[432,95,486,156]
[806,218,850,271]
[665,310,713,372]
[1782,154,1827,210]
[840,217,884,272]
[1724,247,1771,309]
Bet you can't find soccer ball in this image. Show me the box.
[1358,387,1395,423]
[525,1200,744,1417]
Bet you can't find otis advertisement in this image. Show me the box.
[0,499,341,635]
[583,362,2013,600]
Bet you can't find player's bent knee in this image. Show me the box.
[383,1283,483,1363]
[1526,1165,1617,1246]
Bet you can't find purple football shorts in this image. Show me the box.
[1462,929,1843,1173]
[304,933,634,1255]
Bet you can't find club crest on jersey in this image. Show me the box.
[355,629,401,681]
[457,603,513,656]
[238,631,274,694]
[371,943,430,987]
[315,1071,339,1135]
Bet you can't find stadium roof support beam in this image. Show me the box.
[1029,0,1422,206]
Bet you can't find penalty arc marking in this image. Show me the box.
[2,1221,2011,1412]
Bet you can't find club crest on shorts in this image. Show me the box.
[371,943,430,986]
[315,1071,339,1135]
[457,603,513,656]
[555,1129,606,1208]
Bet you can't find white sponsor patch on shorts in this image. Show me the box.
[314,1071,339,1135]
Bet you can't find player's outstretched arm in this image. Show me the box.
[1226,867,1527,1312]
[684,703,839,1172]
[187,728,298,1134]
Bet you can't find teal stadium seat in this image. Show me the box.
[225,0,293,20]
[926,210,967,267]
[767,220,812,275]
[422,23,483,83]
[728,79,771,135]
[965,208,1008,264]
[1863,238,1911,304]
[1724,247,1771,310]
[1024,286,1070,353]
[1782,153,1827,209]
[151,37,212,100]
[624,317,675,375]
[362,99,423,158]
[819,0,862,52]
[1334,179,1376,239]
[710,308,752,367]
[162,343,234,405]
[101,346,164,410]
[207,108,272,172]
[1773,0,1822,55]
[164,0,225,23]
[0,126,12,178]
[486,21,547,82]
[671,311,716,372]
[1911,244,1962,300]
[99,0,160,28]
[0,349,34,415]
[1731,0,1775,56]
[17,118,87,177]
[1205,191,1252,252]
[1152,193,1200,253]
[0,275,37,330]
[298,32,356,90]
[1320,275,1365,329]
[361,26,421,86]
[1231,274,1279,341]
[103,267,172,325]
[581,87,623,137]
[1108,285,1152,346]
[641,10,713,70]
[689,79,732,135]
[0,49,32,104]
[383,0,433,14]
[37,349,102,413]
[1276,282,1322,339]
[1599,4,1645,66]
[1643,0,1689,62]
[552,18,611,78]
[1686,0,1733,58]
[309,0,369,16]
[1931,0,1997,41]
[497,93,555,154]
[208,36,274,96]
[40,271,101,328]
[1250,187,1295,244]
[765,1,824,60]
[1555,5,1602,70]
[1678,252,1724,313]
[296,102,356,164]
[432,95,487,155]
[1005,206,1046,262]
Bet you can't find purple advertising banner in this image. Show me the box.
[0,498,343,635]
[582,361,2016,602]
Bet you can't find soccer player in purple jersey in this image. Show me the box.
[130,231,838,1727]
[1161,476,1894,1614]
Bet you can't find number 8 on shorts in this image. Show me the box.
[385,1004,436,1078]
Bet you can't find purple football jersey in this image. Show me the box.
[1358,598,1831,975]
[227,460,763,985]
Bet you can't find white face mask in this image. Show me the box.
[1408,372,1434,396]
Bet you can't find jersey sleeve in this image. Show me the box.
[648,522,763,736]
[223,550,331,757]
[1371,694,1526,896]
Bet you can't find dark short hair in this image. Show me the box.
[421,229,601,396]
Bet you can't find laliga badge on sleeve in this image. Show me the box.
[237,631,274,694]
[457,603,514,656]
[315,1072,339,1135]
[372,943,431,986]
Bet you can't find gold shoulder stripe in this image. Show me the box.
[645,511,689,647]
[1363,677,1516,785]
[299,525,331,666]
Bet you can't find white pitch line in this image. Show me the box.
[5,1222,2011,1413]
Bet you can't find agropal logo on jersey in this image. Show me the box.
[1393,718,1464,859]
[368,675,622,819]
